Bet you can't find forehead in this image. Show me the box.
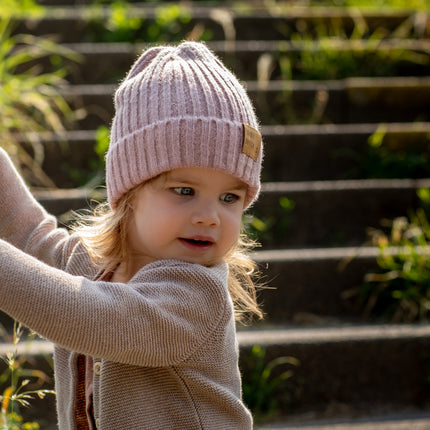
[164,167,247,189]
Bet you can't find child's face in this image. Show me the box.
[126,167,247,268]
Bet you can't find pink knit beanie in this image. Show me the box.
[106,41,263,209]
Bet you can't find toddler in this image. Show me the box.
[0,41,263,429]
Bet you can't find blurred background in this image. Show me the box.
[1,0,430,428]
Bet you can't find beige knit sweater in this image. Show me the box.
[0,148,253,429]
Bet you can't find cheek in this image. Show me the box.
[225,210,243,242]
[132,201,179,244]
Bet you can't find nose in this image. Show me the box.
[191,200,220,227]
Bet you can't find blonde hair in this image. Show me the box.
[224,234,264,323]
[73,184,263,323]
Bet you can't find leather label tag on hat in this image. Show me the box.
[242,123,261,162]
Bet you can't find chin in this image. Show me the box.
[202,257,225,267]
[179,256,224,267]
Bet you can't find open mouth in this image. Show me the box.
[181,238,212,246]
[179,238,214,249]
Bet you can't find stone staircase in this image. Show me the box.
[3,1,430,428]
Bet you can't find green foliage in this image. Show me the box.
[0,0,44,19]
[84,0,143,43]
[241,345,300,421]
[0,322,55,429]
[66,125,109,188]
[94,125,110,163]
[277,12,429,81]
[102,0,143,42]
[0,18,79,187]
[329,0,429,8]
[85,2,210,43]
[148,4,192,42]
[356,189,430,322]
[89,125,110,186]
[0,6,72,428]
[244,197,295,247]
[357,126,430,179]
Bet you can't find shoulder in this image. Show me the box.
[133,259,228,288]
[131,259,231,310]
[140,259,228,281]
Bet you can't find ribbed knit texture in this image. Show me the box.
[107,41,262,209]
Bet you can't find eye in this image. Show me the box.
[221,193,240,204]
[173,187,194,196]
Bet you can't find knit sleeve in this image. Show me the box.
[0,240,230,367]
[0,147,71,269]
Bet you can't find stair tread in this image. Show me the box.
[60,76,430,95]
[237,323,430,346]
[253,246,379,263]
[34,3,430,18]
[257,412,430,429]
[59,39,430,54]
[31,177,430,198]
[3,323,429,350]
[25,121,430,139]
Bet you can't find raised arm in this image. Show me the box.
[0,239,230,367]
[0,147,72,269]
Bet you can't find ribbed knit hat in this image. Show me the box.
[106,41,263,209]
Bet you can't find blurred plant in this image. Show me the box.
[0,0,44,19]
[330,0,429,8]
[244,197,295,247]
[0,322,54,429]
[84,0,143,43]
[148,4,192,42]
[85,2,209,43]
[0,17,79,187]
[93,125,110,167]
[277,11,429,81]
[357,125,430,179]
[67,125,109,189]
[241,345,300,422]
[349,188,430,322]
[88,125,110,187]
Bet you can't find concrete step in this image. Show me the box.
[48,40,430,84]
[28,122,430,188]
[59,77,430,131]
[253,247,379,324]
[2,324,430,426]
[262,122,430,182]
[257,411,430,429]
[14,4,430,44]
[239,324,430,418]
[251,178,430,248]
[246,76,430,125]
[31,178,430,249]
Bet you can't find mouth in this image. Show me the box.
[179,237,214,250]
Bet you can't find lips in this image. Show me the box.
[179,236,214,250]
